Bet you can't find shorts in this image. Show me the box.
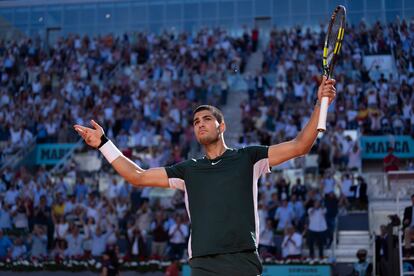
[189,250,262,276]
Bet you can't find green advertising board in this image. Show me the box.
[182,264,331,276]
[35,143,77,165]
[360,135,414,159]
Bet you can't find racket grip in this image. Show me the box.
[317,97,329,132]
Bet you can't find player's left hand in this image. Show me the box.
[317,76,336,105]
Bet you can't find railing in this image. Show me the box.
[49,138,84,175]
[372,230,376,276]
[0,136,37,171]
[330,216,339,260]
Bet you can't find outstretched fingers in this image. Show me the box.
[90,120,101,130]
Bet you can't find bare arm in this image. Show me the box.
[268,77,336,167]
[74,120,170,188]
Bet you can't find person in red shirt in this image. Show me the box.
[383,147,400,172]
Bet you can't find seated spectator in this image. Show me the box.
[64,224,86,259]
[29,225,48,260]
[89,224,114,258]
[351,249,372,276]
[281,226,302,259]
[11,236,27,260]
[258,219,276,258]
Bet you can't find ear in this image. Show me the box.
[219,121,226,134]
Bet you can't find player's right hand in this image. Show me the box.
[73,120,104,148]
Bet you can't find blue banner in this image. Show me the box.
[360,136,414,159]
[182,264,331,276]
[35,144,76,165]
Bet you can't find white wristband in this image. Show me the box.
[99,140,122,163]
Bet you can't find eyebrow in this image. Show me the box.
[193,115,213,124]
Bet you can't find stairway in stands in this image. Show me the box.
[334,211,372,274]
[221,50,263,147]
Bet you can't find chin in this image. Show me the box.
[198,135,219,145]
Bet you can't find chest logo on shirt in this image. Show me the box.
[211,160,222,165]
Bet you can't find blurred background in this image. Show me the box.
[0,0,413,275]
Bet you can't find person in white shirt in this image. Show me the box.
[340,173,355,202]
[168,215,188,260]
[274,199,294,232]
[307,200,327,259]
[321,171,336,197]
[282,226,303,259]
[258,219,276,258]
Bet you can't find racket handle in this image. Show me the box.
[317,97,329,132]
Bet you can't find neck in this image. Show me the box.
[204,139,229,160]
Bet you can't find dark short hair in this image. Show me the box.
[193,105,224,124]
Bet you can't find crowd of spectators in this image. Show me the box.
[1,18,411,267]
[0,27,249,167]
[256,171,368,260]
[241,19,414,174]
[0,162,371,263]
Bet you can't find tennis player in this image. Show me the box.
[74,76,336,275]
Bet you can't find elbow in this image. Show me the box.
[294,141,312,156]
[293,133,315,156]
[300,145,312,155]
[125,171,143,187]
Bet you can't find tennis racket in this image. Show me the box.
[317,5,346,132]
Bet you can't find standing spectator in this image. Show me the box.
[74,177,88,203]
[11,197,30,235]
[376,225,392,275]
[355,176,368,210]
[403,194,414,256]
[383,147,399,172]
[321,170,336,197]
[0,203,12,231]
[340,174,354,202]
[150,211,169,259]
[307,200,327,259]
[324,192,338,247]
[274,199,294,232]
[168,214,188,260]
[348,142,361,172]
[318,143,331,176]
[126,221,146,260]
[258,219,276,258]
[251,27,259,52]
[291,178,308,201]
[289,194,305,230]
[136,200,153,236]
[0,229,12,259]
[281,226,303,259]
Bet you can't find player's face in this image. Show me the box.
[193,110,222,145]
